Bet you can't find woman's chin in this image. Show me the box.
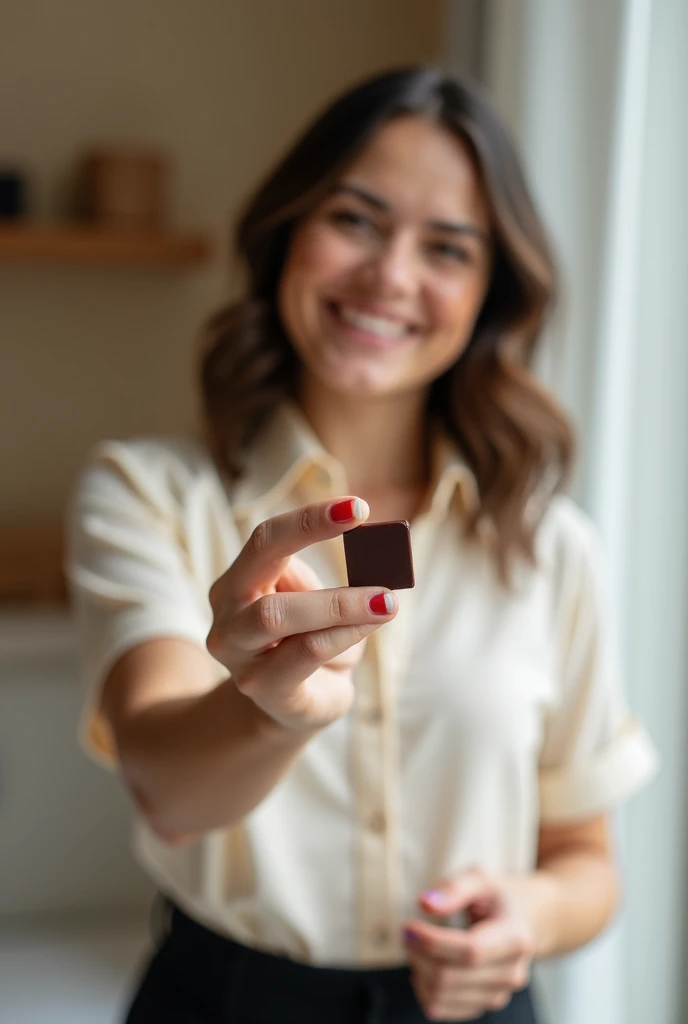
[313,343,408,394]
[317,363,401,398]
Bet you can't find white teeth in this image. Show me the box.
[338,306,408,339]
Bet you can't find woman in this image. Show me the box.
[67,67,657,1023]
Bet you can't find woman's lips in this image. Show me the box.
[325,301,419,350]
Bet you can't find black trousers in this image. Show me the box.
[124,900,539,1024]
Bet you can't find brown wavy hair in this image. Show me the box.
[200,66,574,578]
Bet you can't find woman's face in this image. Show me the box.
[278,115,493,401]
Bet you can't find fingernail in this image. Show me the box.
[328,497,369,523]
[404,928,420,946]
[369,592,396,615]
[424,890,446,908]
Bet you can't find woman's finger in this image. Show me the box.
[466,917,534,965]
[430,993,512,1022]
[217,497,369,603]
[419,867,500,920]
[324,635,369,672]
[411,972,496,1023]
[404,911,528,966]
[223,586,397,656]
[409,960,515,1022]
[229,622,385,729]
[254,621,384,689]
[275,558,369,669]
[407,949,527,993]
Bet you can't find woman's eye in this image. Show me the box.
[429,241,472,265]
[329,209,374,232]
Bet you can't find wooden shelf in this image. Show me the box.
[0,223,212,267]
[0,526,67,607]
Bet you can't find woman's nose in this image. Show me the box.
[362,235,419,297]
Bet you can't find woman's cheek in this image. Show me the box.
[291,222,360,279]
[436,276,488,337]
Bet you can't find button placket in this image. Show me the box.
[356,517,434,964]
[368,810,386,834]
[365,705,383,725]
[345,507,436,963]
[352,641,392,962]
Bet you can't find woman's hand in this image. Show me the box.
[403,868,535,1022]
[206,497,397,732]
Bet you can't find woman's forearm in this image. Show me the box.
[114,679,317,842]
[506,847,620,958]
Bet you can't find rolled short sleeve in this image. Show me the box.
[65,441,213,768]
[538,506,658,823]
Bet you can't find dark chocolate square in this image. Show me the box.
[343,521,415,590]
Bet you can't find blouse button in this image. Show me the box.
[365,706,383,724]
[368,811,386,834]
[371,926,390,946]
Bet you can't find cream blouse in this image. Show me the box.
[66,401,657,968]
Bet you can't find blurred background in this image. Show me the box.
[0,1,685,1021]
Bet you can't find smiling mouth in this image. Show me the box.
[326,301,419,343]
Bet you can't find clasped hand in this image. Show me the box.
[404,868,534,1022]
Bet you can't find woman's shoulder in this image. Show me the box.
[73,434,222,516]
[86,433,215,476]
[535,493,606,584]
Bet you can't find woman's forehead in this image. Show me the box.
[337,116,488,228]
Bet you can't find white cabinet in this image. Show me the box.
[0,611,152,916]
[0,612,152,1023]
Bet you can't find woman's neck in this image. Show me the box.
[297,375,431,493]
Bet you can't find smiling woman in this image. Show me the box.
[67,65,657,1024]
[279,118,492,398]
[202,68,571,578]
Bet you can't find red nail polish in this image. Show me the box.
[369,593,395,615]
[329,498,366,522]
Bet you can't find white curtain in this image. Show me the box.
[447,0,688,1021]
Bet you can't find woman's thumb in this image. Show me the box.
[420,868,498,918]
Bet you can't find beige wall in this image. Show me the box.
[0,0,443,520]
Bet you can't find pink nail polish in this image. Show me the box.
[424,890,446,907]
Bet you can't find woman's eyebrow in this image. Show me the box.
[334,183,489,244]
[334,183,389,212]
